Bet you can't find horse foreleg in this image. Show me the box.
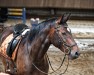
[0,54,7,72]
[0,54,16,75]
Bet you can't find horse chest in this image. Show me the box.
[16,55,33,74]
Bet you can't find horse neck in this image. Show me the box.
[28,24,54,62]
[36,36,50,60]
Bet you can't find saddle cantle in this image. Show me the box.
[13,23,29,35]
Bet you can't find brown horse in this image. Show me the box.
[0,14,80,75]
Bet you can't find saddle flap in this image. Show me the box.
[0,34,20,60]
[6,37,19,57]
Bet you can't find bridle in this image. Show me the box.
[32,25,77,75]
[55,25,77,55]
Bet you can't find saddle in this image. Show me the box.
[0,24,30,73]
[6,24,29,58]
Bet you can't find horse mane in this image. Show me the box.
[38,17,58,26]
[28,17,58,42]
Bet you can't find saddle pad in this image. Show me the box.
[0,34,17,60]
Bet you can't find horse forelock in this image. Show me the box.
[38,17,57,26]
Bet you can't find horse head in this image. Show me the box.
[49,13,80,60]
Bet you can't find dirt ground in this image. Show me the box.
[47,51,94,75]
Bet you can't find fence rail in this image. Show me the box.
[8,8,26,24]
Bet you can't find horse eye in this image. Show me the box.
[62,32,66,35]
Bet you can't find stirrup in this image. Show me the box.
[6,62,17,74]
[6,69,11,72]
[6,68,17,74]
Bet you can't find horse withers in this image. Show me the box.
[0,14,80,75]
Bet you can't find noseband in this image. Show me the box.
[55,25,77,55]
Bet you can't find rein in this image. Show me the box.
[46,53,69,75]
[32,53,69,75]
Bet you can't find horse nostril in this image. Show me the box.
[69,51,80,60]
[75,52,80,56]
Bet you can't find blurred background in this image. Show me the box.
[0,0,94,75]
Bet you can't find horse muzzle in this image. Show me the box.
[68,50,80,60]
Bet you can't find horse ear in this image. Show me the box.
[56,16,62,24]
[60,13,71,24]
[63,13,71,22]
